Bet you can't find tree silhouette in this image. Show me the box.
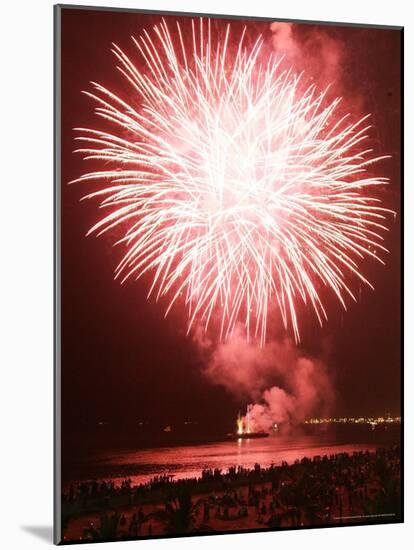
[151,488,204,534]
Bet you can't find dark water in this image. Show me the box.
[63,425,400,489]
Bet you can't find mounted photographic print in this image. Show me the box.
[54,4,403,544]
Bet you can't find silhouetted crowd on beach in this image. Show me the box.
[62,446,401,541]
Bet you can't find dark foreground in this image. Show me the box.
[61,446,401,543]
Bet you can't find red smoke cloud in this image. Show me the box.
[270,22,344,91]
[195,326,334,430]
[269,21,366,117]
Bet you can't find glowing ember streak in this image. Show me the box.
[237,413,244,435]
[73,19,392,344]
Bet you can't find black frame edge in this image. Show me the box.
[54,3,63,545]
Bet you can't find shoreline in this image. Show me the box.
[62,426,401,490]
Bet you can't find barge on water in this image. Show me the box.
[227,408,269,440]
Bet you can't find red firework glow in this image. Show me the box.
[73,19,392,344]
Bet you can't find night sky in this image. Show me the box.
[59,7,401,442]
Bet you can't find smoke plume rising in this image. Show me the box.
[195,326,334,431]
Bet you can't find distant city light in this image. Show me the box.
[305,414,401,426]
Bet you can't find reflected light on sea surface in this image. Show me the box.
[62,428,400,490]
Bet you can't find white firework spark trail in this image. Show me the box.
[72,18,392,344]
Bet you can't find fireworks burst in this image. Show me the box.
[73,19,392,344]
